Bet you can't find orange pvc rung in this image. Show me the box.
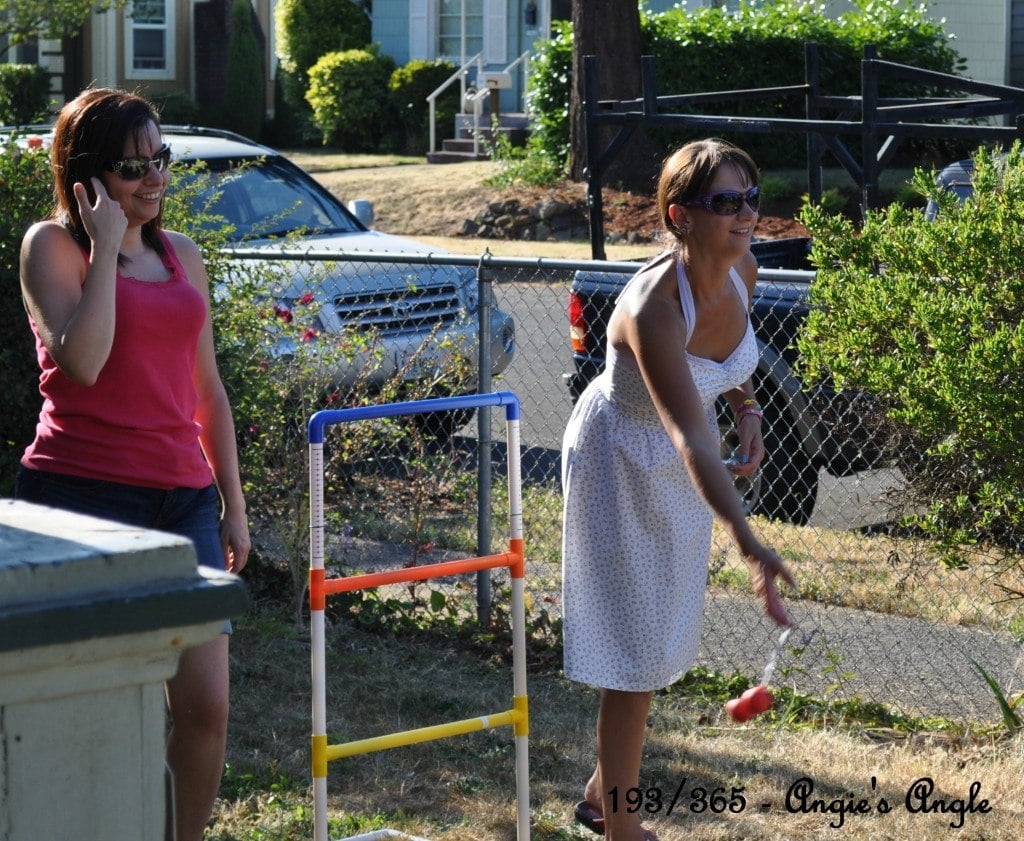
[509,538,525,579]
[324,551,523,595]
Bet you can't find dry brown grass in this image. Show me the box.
[214,609,1024,841]
[709,519,1024,631]
[210,153,1024,840]
[284,149,655,260]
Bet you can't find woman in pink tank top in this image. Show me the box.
[16,87,250,841]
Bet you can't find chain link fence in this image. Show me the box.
[233,247,1022,724]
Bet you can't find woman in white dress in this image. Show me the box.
[562,139,796,841]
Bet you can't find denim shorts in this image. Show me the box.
[15,466,232,632]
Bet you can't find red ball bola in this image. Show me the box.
[725,685,773,722]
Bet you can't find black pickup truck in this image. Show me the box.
[567,237,885,525]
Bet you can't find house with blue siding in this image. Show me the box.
[370,1,565,119]
[6,1,1023,136]
[370,1,1024,121]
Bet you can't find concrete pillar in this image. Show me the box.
[0,499,248,841]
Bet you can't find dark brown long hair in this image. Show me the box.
[657,138,760,247]
[50,87,166,256]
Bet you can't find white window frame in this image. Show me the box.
[438,0,484,63]
[410,0,506,64]
[124,0,175,81]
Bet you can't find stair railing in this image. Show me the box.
[468,51,533,157]
[428,50,533,157]
[427,52,484,154]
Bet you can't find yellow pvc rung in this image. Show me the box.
[311,733,329,778]
[513,695,529,737]
[325,709,521,761]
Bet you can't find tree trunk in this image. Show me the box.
[569,0,661,190]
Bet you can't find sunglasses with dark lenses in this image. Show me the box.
[106,144,172,180]
[686,185,761,216]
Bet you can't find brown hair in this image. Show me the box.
[656,138,760,247]
[50,87,165,256]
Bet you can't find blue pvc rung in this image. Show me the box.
[308,391,520,443]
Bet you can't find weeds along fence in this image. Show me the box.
[228,247,1022,725]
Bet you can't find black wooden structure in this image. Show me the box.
[583,43,1024,259]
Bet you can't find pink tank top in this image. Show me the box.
[21,232,214,489]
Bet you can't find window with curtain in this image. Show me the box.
[439,0,483,61]
[127,0,172,76]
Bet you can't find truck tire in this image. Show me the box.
[717,389,819,526]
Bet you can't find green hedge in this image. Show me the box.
[390,59,459,155]
[275,0,371,89]
[306,48,397,151]
[224,0,266,141]
[0,64,52,125]
[528,0,965,170]
[0,140,54,492]
[799,144,1024,567]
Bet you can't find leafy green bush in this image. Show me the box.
[528,0,964,170]
[389,59,458,155]
[264,62,321,147]
[0,64,52,125]
[797,144,1024,569]
[485,129,564,189]
[224,0,266,141]
[150,89,201,125]
[273,0,371,145]
[163,160,478,621]
[0,137,53,493]
[162,161,381,620]
[275,0,371,90]
[306,47,397,150]
[758,174,797,206]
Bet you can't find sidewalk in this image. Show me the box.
[699,590,1022,722]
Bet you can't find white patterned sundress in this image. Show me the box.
[561,252,758,691]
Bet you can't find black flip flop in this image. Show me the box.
[573,800,605,835]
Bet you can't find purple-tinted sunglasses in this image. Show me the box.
[686,185,760,215]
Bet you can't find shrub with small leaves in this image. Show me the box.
[0,137,54,492]
[0,64,52,125]
[389,59,459,155]
[529,0,965,170]
[163,159,479,623]
[798,143,1024,575]
[306,48,397,150]
[274,0,370,89]
[224,0,266,141]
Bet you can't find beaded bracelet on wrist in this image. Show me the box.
[735,398,763,425]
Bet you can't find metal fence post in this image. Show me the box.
[476,259,494,625]
[861,44,880,214]
[805,41,823,206]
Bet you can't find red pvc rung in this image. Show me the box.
[309,568,326,611]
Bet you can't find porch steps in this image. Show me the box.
[427,113,529,164]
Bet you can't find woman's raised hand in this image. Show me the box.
[73,177,127,250]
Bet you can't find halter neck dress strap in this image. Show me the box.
[675,257,750,349]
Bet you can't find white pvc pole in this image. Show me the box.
[506,416,531,841]
[310,441,329,841]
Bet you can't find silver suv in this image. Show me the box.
[159,126,515,408]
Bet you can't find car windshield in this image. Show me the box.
[184,156,362,241]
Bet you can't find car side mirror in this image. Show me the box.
[347,199,375,227]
